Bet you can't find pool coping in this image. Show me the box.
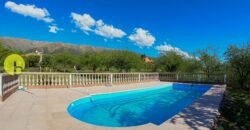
[158,84,226,130]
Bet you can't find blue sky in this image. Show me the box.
[0,0,250,58]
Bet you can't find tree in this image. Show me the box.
[155,51,184,72]
[0,44,15,65]
[41,55,55,72]
[79,51,102,72]
[225,44,250,90]
[25,55,40,68]
[0,44,19,72]
[99,51,114,71]
[113,51,143,72]
[54,52,76,72]
[180,58,201,73]
[197,47,222,76]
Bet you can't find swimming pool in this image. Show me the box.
[67,83,211,127]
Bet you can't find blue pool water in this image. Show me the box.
[67,83,211,127]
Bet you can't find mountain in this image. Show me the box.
[0,37,112,54]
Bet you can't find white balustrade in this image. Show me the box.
[0,72,226,101]
[17,72,159,88]
[160,72,226,83]
[6,72,226,89]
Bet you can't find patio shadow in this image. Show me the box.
[168,90,223,130]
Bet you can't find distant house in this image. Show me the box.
[143,57,154,63]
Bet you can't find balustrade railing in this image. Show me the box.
[0,72,226,101]
[159,72,226,84]
[19,72,159,88]
[0,74,19,101]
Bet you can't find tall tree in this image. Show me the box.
[111,50,143,72]
[41,55,55,72]
[180,58,201,73]
[156,51,184,72]
[79,51,102,72]
[225,44,250,90]
[25,55,40,68]
[0,44,17,72]
[198,46,222,76]
[54,52,76,72]
[0,44,15,65]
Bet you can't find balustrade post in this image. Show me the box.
[69,74,72,88]
[198,74,201,82]
[138,74,141,82]
[110,73,113,85]
[176,73,179,81]
[224,74,227,83]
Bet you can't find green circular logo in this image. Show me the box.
[4,54,25,75]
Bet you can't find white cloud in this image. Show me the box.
[48,25,63,34]
[71,13,95,32]
[95,24,126,38]
[155,43,193,58]
[5,1,53,23]
[128,28,156,47]
[71,12,126,38]
[96,20,104,27]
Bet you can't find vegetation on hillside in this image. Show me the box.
[0,43,224,73]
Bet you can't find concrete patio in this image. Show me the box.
[0,81,225,130]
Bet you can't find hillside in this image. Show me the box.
[0,37,112,54]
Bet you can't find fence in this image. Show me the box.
[0,72,226,101]
[0,74,19,101]
[159,72,226,84]
[19,72,159,88]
